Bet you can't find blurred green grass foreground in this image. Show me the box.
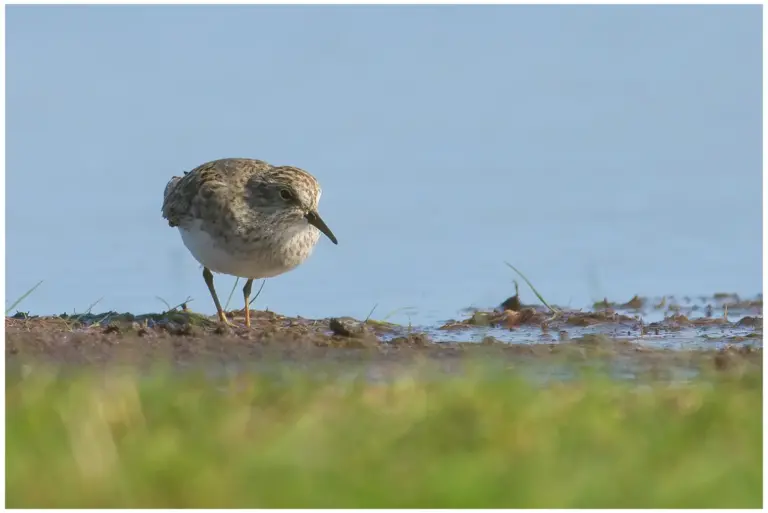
[6,364,762,508]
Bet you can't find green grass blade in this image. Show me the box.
[225,277,240,311]
[248,280,266,306]
[155,296,172,312]
[363,303,378,323]
[504,262,559,313]
[72,297,104,323]
[6,280,43,315]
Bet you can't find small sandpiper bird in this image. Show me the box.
[162,158,338,327]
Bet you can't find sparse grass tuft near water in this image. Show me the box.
[5,364,762,508]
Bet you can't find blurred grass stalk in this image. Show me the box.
[5,364,761,508]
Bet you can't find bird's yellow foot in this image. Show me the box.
[217,310,234,326]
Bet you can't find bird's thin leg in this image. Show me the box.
[243,279,254,328]
[203,267,229,324]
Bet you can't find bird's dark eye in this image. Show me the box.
[279,189,293,201]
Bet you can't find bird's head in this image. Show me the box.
[245,165,338,245]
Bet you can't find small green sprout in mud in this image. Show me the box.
[504,262,559,315]
[72,297,104,323]
[500,281,522,311]
[53,297,107,331]
[362,305,415,331]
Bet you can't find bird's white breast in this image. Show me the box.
[178,219,320,279]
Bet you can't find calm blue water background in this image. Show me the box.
[6,6,762,326]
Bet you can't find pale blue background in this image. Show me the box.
[6,5,762,325]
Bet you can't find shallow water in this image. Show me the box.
[419,322,761,350]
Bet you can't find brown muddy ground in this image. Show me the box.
[5,300,763,380]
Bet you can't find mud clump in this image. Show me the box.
[329,318,367,338]
[621,295,646,310]
[736,316,763,328]
[439,308,547,330]
[500,295,522,312]
[564,311,635,327]
[389,333,432,347]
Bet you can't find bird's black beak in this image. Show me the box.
[305,210,338,245]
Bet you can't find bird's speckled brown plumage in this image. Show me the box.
[164,159,319,231]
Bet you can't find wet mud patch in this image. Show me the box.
[429,293,763,350]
